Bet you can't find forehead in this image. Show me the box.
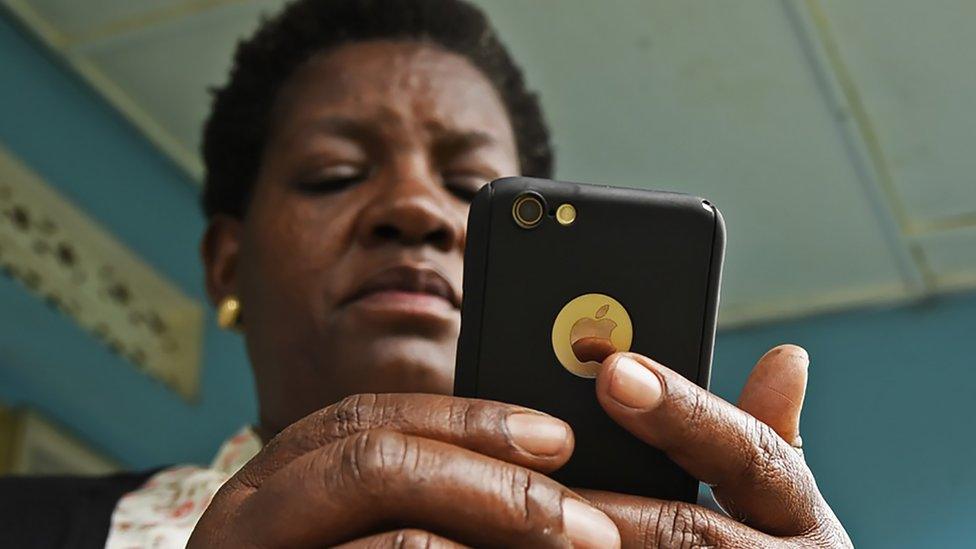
[269,40,515,144]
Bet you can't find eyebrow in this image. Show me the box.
[297,116,500,155]
[432,129,499,159]
[301,116,380,143]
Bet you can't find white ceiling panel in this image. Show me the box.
[474,0,908,319]
[82,1,281,158]
[818,0,976,224]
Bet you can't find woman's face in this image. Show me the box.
[203,40,519,433]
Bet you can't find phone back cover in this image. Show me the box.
[456,177,725,501]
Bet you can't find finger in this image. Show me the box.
[737,344,809,445]
[578,489,783,549]
[335,529,466,549]
[240,429,621,548]
[232,393,574,491]
[595,352,822,536]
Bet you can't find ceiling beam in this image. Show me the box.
[782,0,935,296]
[2,0,205,181]
[63,0,256,51]
[907,211,976,238]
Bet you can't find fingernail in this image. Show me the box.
[608,355,663,409]
[562,498,621,549]
[506,413,570,456]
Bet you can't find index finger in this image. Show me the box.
[242,429,619,548]
[594,352,825,536]
[232,393,575,491]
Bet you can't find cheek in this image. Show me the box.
[243,190,357,313]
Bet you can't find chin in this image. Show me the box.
[353,337,457,395]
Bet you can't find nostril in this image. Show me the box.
[425,228,451,247]
[366,217,455,249]
[373,225,399,240]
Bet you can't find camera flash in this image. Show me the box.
[556,203,576,225]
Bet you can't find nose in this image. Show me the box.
[356,168,464,253]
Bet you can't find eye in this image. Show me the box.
[443,172,491,202]
[295,164,370,194]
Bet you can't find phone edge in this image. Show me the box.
[453,180,495,397]
[696,200,725,391]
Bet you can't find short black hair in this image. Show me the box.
[201,0,553,218]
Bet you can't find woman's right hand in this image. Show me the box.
[187,393,620,548]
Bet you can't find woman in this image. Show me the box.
[3,0,853,547]
[188,1,852,546]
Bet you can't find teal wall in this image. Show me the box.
[713,293,976,548]
[1,11,973,548]
[0,13,256,468]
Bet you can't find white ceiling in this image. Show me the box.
[3,0,975,326]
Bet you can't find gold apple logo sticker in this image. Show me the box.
[552,293,633,378]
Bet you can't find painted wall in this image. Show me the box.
[1,12,973,548]
[0,13,256,468]
[713,293,976,548]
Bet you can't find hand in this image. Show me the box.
[187,393,621,548]
[584,345,852,548]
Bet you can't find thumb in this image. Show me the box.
[736,344,809,446]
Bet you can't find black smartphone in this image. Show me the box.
[454,176,725,502]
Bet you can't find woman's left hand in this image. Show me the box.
[584,345,853,548]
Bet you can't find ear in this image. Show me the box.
[201,214,244,307]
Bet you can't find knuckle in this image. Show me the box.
[442,397,499,440]
[331,393,380,438]
[493,464,562,538]
[503,465,535,525]
[650,501,720,549]
[339,429,417,496]
[741,417,797,485]
[675,384,712,445]
[445,397,477,435]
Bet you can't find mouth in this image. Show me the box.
[344,264,461,312]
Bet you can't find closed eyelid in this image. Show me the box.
[292,162,371,194]
[441,172,492,202]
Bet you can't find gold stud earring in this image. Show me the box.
[217,296,242,331]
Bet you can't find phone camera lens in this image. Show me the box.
[512,193,544,228]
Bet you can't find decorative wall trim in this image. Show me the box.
[0,146,203,399]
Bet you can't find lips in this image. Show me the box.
[345,265,460,309]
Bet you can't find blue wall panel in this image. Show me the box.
[712,293,976,547]
[0,14,256,468]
